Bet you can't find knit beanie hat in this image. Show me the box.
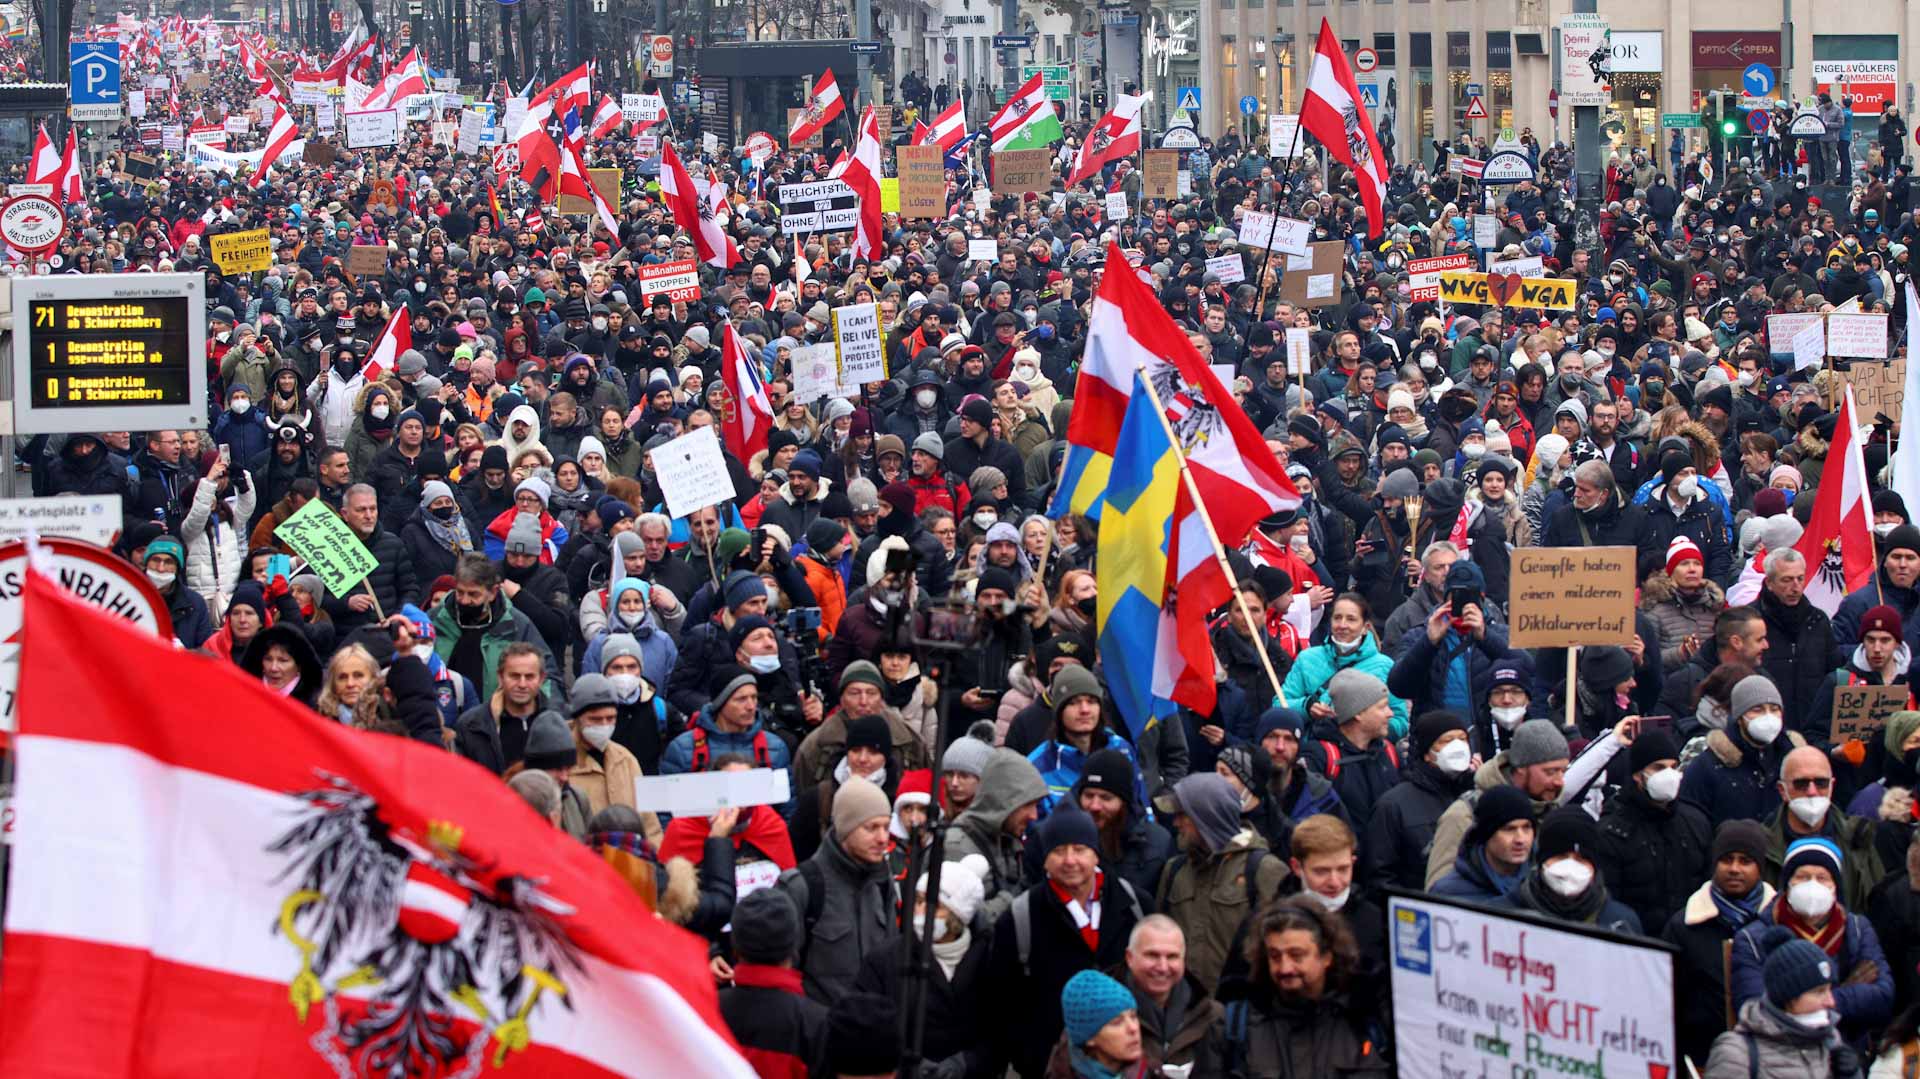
[921,852,991,925]
[1257,707,1305,741]
[830,776,892,841]
[728,613,773,654]
[1035,805,1101,860]
[1079,749,1136,805]
[1781,836,1844,888]
[1665,535,1703,575]
[845,713,890,756]
[1579,645,1635,689]
[1051,664,1104,722]
[1761,928,1835,1007]
[521,711,577,771]
[1711,818,1771,868]
[1411,710,1469,760]
[1506,719,1570,769]
[731,888,800,964]
[1535,806,1601,862]
[839,659,886,695]
[1470,785,1535,845]
[1887,711,1920,758]
[1659,449,1693,488]
[942,734,993,777]
[226,580,268,623]
[1216,746,1258,795]
[723,570,768,610]
[969,465,1008,497]
[708,663,758,713]
[1061,970,1137,1047]
[1862,604,1905,641]
[1884,524,1920,561]
[1628,728,1681,773]
[600,632,644,670]
[505,512,544,556]
[1730,675,1782,721]
[826,992,901,1076]
[515,475,551,507]
[1327,668,1389,724]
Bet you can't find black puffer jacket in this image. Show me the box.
[321,526,419,630]
[1593,783,1713,934]
[984,873,1143,1079]
[1365,758,1472,891]
[1756,588,1837,738]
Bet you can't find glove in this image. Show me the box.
[923,1055,969,1079]
[1833,738,1867,767]
[1829,1042,1862,1079]
[264,574,290,602]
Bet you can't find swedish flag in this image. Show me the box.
[1096,372,1183,740]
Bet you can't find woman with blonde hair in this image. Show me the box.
[316,644,380,724]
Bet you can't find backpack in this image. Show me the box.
[796,858,828,968]
[1010,876,1145,977]
[1317,739,1398,779]
[1154,847,1268,914]
[690,726,772,770]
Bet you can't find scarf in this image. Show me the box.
[1512,866,1608,924]
[1399,414,1429,440]
[1050,870,1103,952]
[423,509,475,555]
[931,926,971,980]
[1709,885,1766,931]
[1776,898,1849,956]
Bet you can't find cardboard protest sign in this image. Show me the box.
[1437,271,1577,310]
[1848,358,1907,421]
[1279,241,1346,309]
[1831,683,1910,744]
[897,145,946,219]
[832,303,886,384]
[302,140,337,165]
[557,167,622,215]
[991,148,1054,194]
[1142,149,1179,198]
[650,426,735,519]
[210,229,271,274]
[273,498,377,596]
[346,244,388,277]
[1509,546,1637,647]
[1389,893,1676,1079]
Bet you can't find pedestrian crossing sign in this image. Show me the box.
[1356,82,1379,108]
[1175,86,1202,112]
[1465,95,1489,121]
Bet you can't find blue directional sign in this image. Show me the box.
[1239,95,1259,116]
[1742,63,1775,97]
[992,34,1032,49]
[1175,86,1202,112]
[69,41,121,119]
[1748,108,1771,135]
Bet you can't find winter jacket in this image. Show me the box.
[1299,725,1403,835]
[1761,806,1885,912]
[1643,481,1735,583]
[1541,493,1661,582]
[1279,633,1407,739]
[1387,621,1512,740]
[758,477,833,545]
[1237,985,1391,1079]
[718,964,829,1079]
[1642,572,1727,669]
[1429,840,1526,904]
[794,705,932,792]
[1030,731,1148,818]
[1731,905,1895,1044]
[1681,726,1802,830]
[774,833,901,1006]
[428,592,558,702]
[946,747,1050,926]
[658,706,796,814]
[399,510,480,585]
[1593,784,1713,934]
[984,872,1143,1079]
[1154,829,1288,990]
[181,479,258,615]
[322,525,419,630]
[1758,588,1838,738]
[1425,753,1561,888]
[1365,758,1472,891]
[161,579,216,650]
[854,931,992,1077]
[210,407,272,466]
[128,447,191,535]
[1705,997,1862,1079]
[1833,571,1920,659]
[1663,881,1780,1068]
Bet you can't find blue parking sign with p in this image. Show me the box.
[70,41,121,105]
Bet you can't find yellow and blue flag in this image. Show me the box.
[1096,371,1183,740]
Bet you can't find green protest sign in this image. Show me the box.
[273,498,377,597]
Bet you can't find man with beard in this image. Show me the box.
[1053,749,1175,899]
[497,514,573,662]
[1235,897,1388,1077]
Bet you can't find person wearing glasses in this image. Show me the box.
[1761,746,1887,911]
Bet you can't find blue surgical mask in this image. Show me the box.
[1031,324,1055,341]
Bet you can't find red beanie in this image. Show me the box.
[1665,535,1704,576]
[1863,604,1905,641]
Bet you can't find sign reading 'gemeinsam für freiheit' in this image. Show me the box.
[777,179,859,233]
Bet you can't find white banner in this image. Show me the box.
[186,138,307,174]
[1829,312,1890,359]
[1237,209,1311,256]
[345,109,400,148]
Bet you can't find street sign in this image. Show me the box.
[1465,96,1489,121]
[992,34,1033,49]
[69,41,122,121]
[1239,95,1259,116]
[1790,112,1826,137]
[1661,113,1704,129]
[648,34,674,78]
[1742,63,1775,97]
[1174,86,1202,112]
[1464,82,1484,98]
[849,41,881,54]
[1354,47,1378,73]
[1747,109,1771,134]
[1356,82,1379,108]
[1160,127,1200,149]
[1021,65,1071,101]
[1548,89,1559,119]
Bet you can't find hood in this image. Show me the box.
[238,621,324,698]
[956,747,1047,834]
[505,403,542,441]
[1639,571,1726,609]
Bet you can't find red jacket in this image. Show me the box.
[907,471,969,517]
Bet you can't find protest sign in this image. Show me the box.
[1485,254,1545,278]
[1437,271,1577,310]
[1509,547,1636,647]
[302,140,337,165]
[1206,254,1245,285]
[621,93,665,122]
[344,108,399,148]
[790,343,839,402]
[897,144,946,219]
[430,120,456,147]
[778,178,859,233]
[1471,214,1498,248]
[210,228,271,274]
[1142,149,1179,198]
[557,168,622,215]
[346,244,387,277]
[638,259,701,304]
[1389,891,1676,1079]
[1104,192,1129,222]
[273,498,377,597]
[1831,683,1910,744]
[224,115,250,135]
[1280,241,1346,309]
[879,178,899,213]
[1407,253,1472,302]
[1268,113,1301,157]
[631,768,791,816]
[1284,327,1313,375]
[456,109,485,154]
[1828,312,1890,359]
[972,188,992,214]
[1236,209,1311,256]
[1792,317,1827,371]
[990,148,1053,194]
[650,426,735,520]
[1848,358,1907,421]
[833,303,886,384]
[967,239,999,262]
[1768,312,1822,357]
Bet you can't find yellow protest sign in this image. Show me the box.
[211,228,271,274]
[273,498,378,597]
[1438,270,1576,310]
[880,177,900,214]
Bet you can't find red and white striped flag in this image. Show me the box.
[1066,95,1144,187]
[919,99,968,152]
[359,307,410,381]
[249,103,300,188]
[840,106,884,260]
[558,139,620,237]
[718,319,774,461]
[25,123,63,190]
[0,566,754,1079]
[588,95,624,139]
[1299,17,1389,237]
[787,69,844,147]
[660,141,740,269]
[1794,386,1877,614]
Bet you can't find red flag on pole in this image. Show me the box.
[1299,18,1390,237]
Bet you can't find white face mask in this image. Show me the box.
[1735,370,1754,387]
[1542,857,1595,898]
[412,643,435,662]
[1434,740,1473,775]
[608,673,642,702]
[914,914,952,940]
[1462,443,1486,459]
[1491,704,1528,731]
[1787,879,1837,921]
[1877,523,1899,539]
[1673,476,1699,499]
[973,511,997,530]
[581,724,615,750]
[146,569,175,589]
[231,397,251,414]
[1744,710,1784,745]
[1788,795,1831,827]
[592,317,608,331]
[747,653,781,674]
[1310,887,1350,912]
[1332,636,1362,655]
[1014,364,1039,383]
[1644,767,1682,803]
[916,388,940,408]
[1789,1008,1835,1030]
[1597,345,1616,359]
[371,404,390,420]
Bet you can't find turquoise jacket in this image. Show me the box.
[1028,732,1147,818]
[1279,633,1410,739]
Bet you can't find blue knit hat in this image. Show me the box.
[1760,927,1835,1007]
[1036,805,1101,861]
[1060,970,1136,1047]
[1781,836,1844,888]
[723,570,768,611]
[1256,707,1305,741]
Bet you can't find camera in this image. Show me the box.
[784,606,822,635]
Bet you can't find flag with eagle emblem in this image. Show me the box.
[1793,385,1875,615]
[661,142,741,269]
[0,565,752,1079]
[1300,18,1388,237]
[1066,95,1143,188]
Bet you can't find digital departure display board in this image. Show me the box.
[11,274,205,434]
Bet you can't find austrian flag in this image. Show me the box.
[0,568,753,1079]
[1300,17,1389,236]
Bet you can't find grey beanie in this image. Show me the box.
[612,530,647,562]
[847,477,881,514]
[913,431,945,460]
[289,572,327,606]
[1379,467,1420,500]
[504,512,544,556]
[397,348,428,377]
[568,672,617,716]
[824,398,856,423]
[522,711,577,771]
[1730,674,1783,721]
[732,888,800,965]
[1507,719,1571,769]
[1326,668,1389,724]
[942,735,993,776]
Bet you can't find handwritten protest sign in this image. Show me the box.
[1284,327,1313,375]
[897,145,946,219]
[1831,683,1910,744]
[273,498,377,597]
[833,302,885,384]
[1791,317,1826,371]
[210,229,271,274]
[344,108,399,148]
[790,343,839,402]
[650,426,735,519]
[1848,358,1907,421]
[1767,312,1821,356]
[346,244,387,277]
[1142,149,1179,198]
[1389,892,1676,1079]
[1509,547,1636,648]
[1206,254,1245,285]
[991,148,1053,194]
[1828,312,1890,359]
